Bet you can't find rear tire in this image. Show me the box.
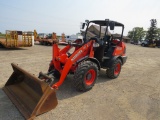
[73,61,98,92]
[106,59,122,79]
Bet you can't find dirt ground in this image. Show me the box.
[0,43,160,120]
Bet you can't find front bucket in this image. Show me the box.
[3,63,58,120]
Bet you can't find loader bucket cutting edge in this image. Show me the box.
[3,63,58,120]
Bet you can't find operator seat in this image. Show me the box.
[93,37,105,63]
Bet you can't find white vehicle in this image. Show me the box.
[65,34,83,42]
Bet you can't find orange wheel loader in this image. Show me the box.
[3,19,127,119]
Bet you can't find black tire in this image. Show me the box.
[73,61,98,92]
[106,59,122,79]
[40,41,43,45]
[44,42,48,46]
[42,41,45,45]
[0,44,4,48]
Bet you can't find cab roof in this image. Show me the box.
[90,20,124,27]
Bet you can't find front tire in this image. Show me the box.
[73,61,98,92]
[106,59,122,79]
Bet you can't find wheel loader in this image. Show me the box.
[3,19,127,119]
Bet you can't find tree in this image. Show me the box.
[157,28,160,40]
[127,27,145,43]
[146,19,158,40]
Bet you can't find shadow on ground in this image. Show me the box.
[0,69,116,120]
[0,89,24,120]
[56,69,113,100]
[0,47,27,51]
[34,42,52,47]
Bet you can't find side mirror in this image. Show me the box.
[82,23,85,29]
[110,22,115,30]
[85,20,89,24]
[80,23,86,29]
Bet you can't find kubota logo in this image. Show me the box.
[71,42,91,61]
[116,47,122,50]
[71,50,83,61]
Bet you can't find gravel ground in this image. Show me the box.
[0,43,160,120]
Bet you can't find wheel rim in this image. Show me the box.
[114,63,121,75]
[85,69,96,86]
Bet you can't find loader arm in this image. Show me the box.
[52,40,95,89]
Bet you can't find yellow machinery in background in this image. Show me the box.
[0,30,33,48]
[34,30,58,45]
[22,31,33,46]
[34,29,39,40]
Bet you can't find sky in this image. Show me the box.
[0,0,160,36]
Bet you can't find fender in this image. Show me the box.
[103,55,127,69]
[76,56,101,70]
[87,57,101,70]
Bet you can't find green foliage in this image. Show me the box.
[157,28,160,40]
[0,33,6,38]
[127,27,145,43]
[146,19,158,40]
[128,19,160,41]
[57,36,61,39]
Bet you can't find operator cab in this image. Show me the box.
[81,19,125,68]
[81,19,124,45]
